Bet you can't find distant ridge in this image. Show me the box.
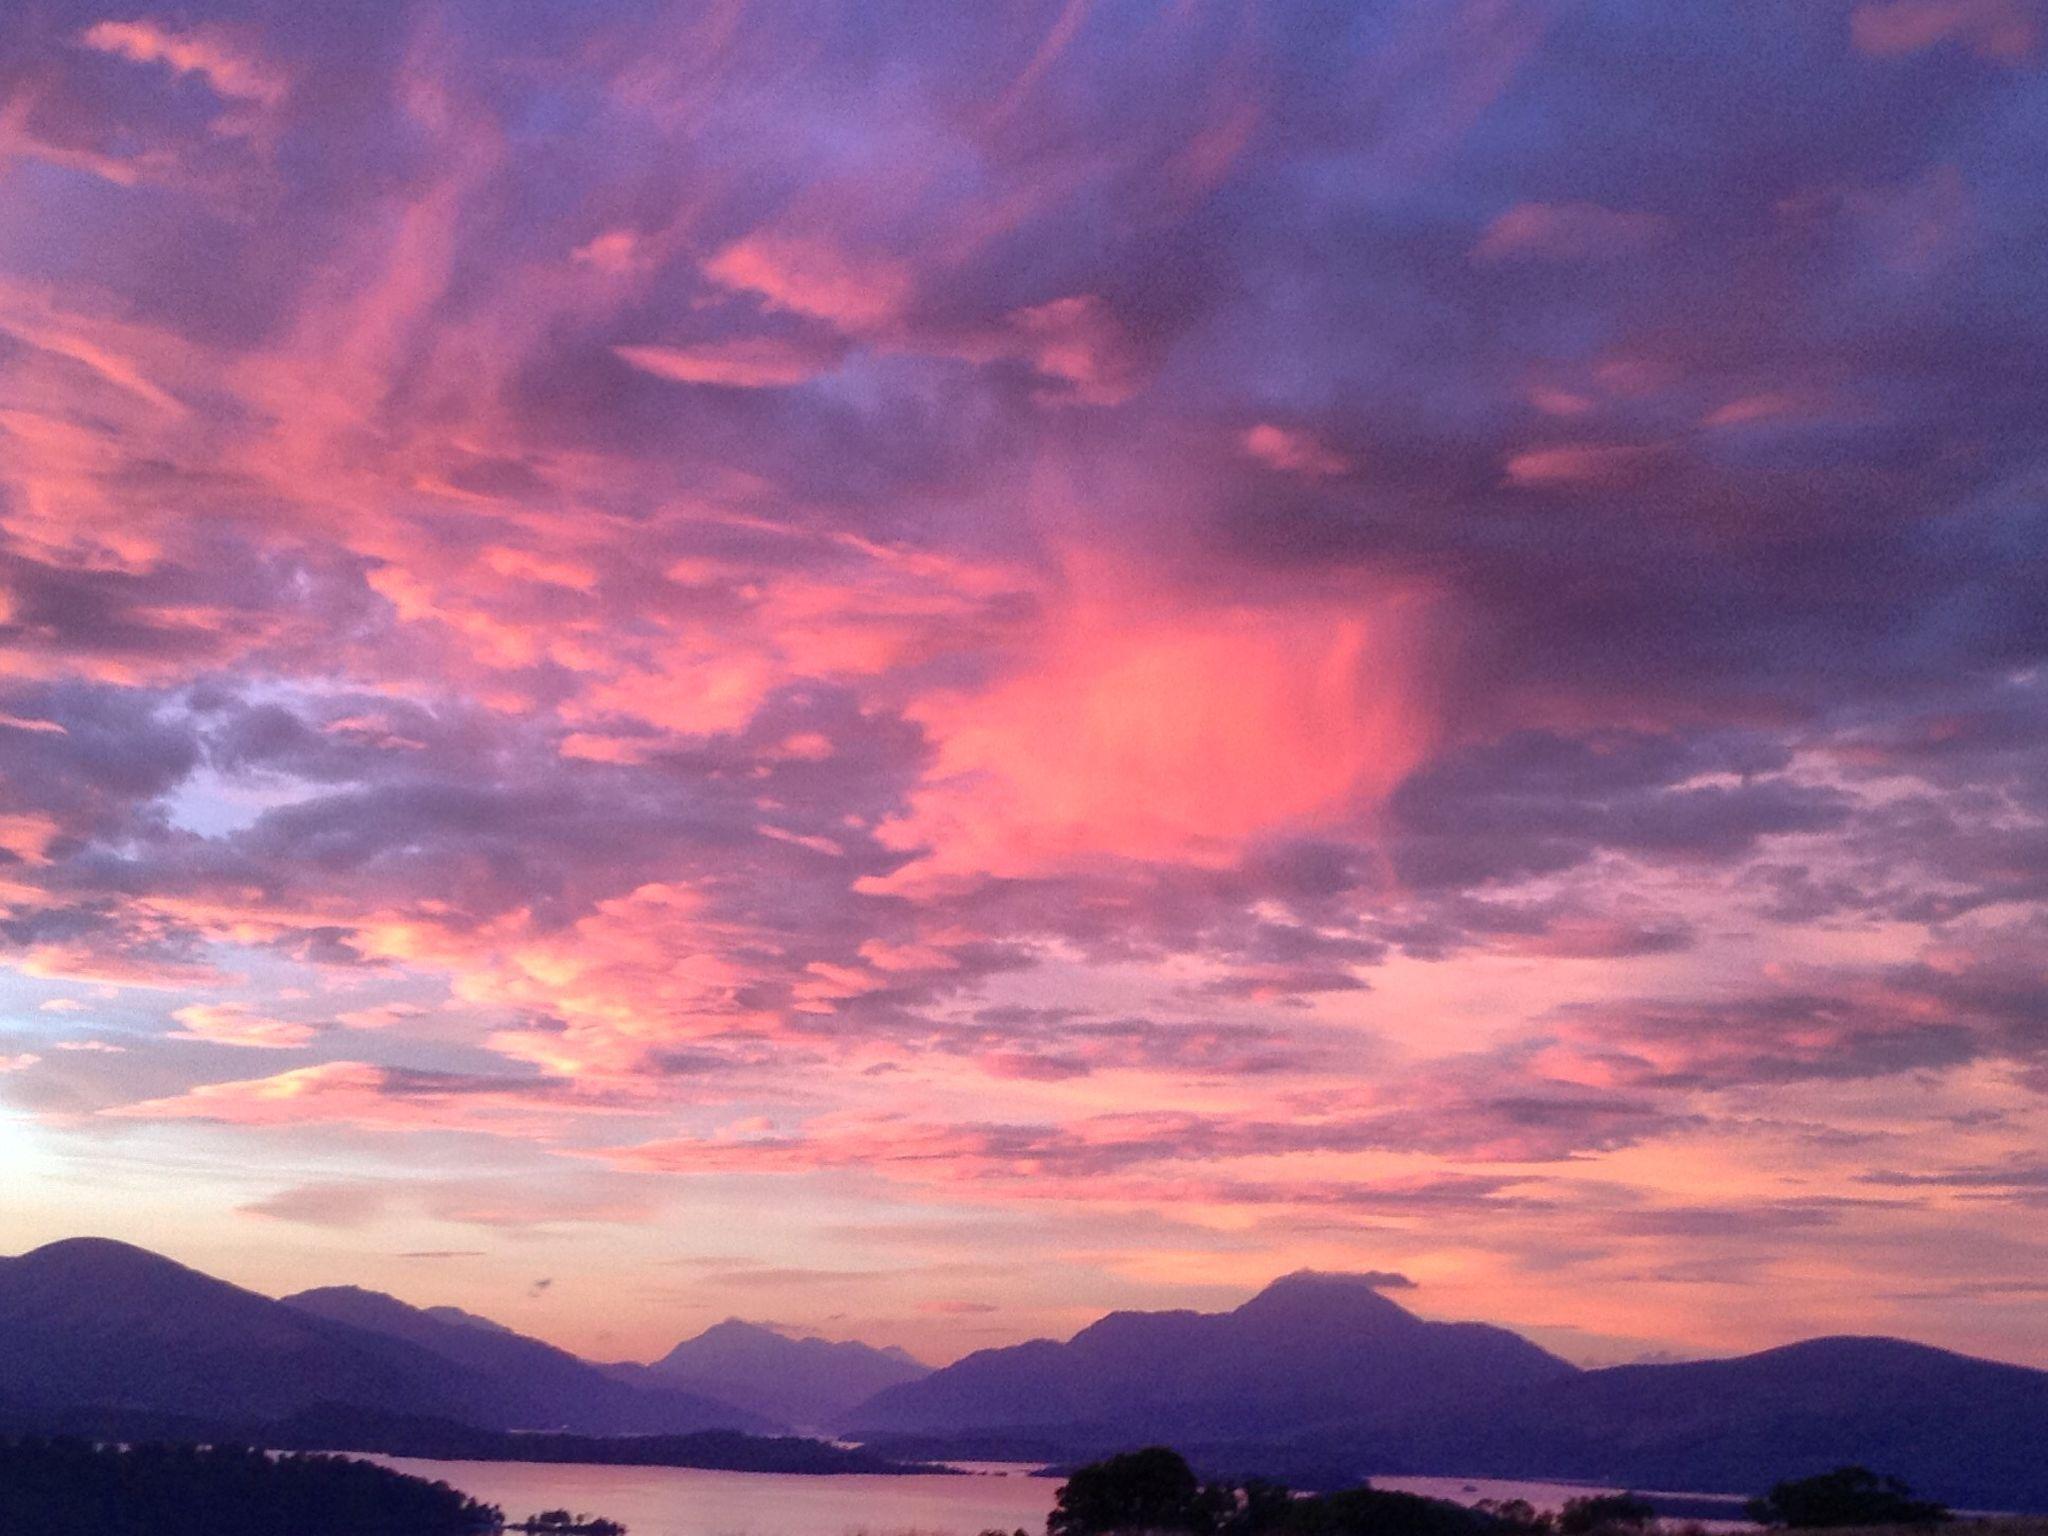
[843,1268,1574,1440]
[0,1238,492,1427]
[839,1270,2048,1512]
[616,1317,930,1429]
[282,1284,780,1434]
[1389,1333,2048,1514]
[0,1237,770,1437]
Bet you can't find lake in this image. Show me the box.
[1376,1477,1754,1530]
[368,1458,1061,1536]
[366,1458,1758,1536]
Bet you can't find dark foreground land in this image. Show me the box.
[1034,1447,2036,1536]
[0,1437,504,1536]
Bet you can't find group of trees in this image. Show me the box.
[1046,1449,1527,1536]
[508,1511,628,1535]
[1046,1449,1953,1536]
[0,1437,504,1536]
[1747,1469,1952,1529]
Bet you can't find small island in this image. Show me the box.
[264,1401,936,1474]
[509,1512,628,1536]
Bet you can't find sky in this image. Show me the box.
[1,0,2046,1371]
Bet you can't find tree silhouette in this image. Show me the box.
[1050,1447,1215,1536]
[1051,1453,1514,1536]
[1747,1468,1948,1528]
[1558,1494,1655,1535]
[1242,1485,1500,1536]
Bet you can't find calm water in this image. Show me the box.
[1377,1476,1753,1530]
[367,1458,1757,1536]
[367,1457,1061,1536]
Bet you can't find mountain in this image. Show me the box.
[422,1304,518,1336]
[843,1269,1575,1441]
[845,1272,2048,1512]
[1388,1334,2048,1514]
[0,1237,492,1426]
[619,1318,930,1429]
[284,1285,780,1434]
[0,1237,770,1437]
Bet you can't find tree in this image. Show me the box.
[1257,1486,1495,1536]
[1558,1495,1655,1535]
[1050,1448,1213,1536]
[1226,1478,1299,1536]
[1746,1468,1949,1529]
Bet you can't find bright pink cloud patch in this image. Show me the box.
[871,571,1441,888]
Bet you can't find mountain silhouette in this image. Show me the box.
[615,1317,929,1429]
[284,1285,779,1434]
[1387,1334,2048,1513]
[844,1270,1574,1439]
[0,1238,769,1436]
[11,1239,2048,1512]
[0,1238,490,1426]
[842,1271,2048,1510]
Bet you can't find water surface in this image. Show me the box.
[1376,1476,1753,1530]
[366,1458,1760,1536]
[367,1457,1060,1536]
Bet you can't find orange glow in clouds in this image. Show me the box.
[873,566,1442,888]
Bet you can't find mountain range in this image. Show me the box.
[846,1269,1574,1440]
[0,1238,776,1436]
[846,1271,2048,1511]
[280,1284,785,1435]
[4,1239,2046,1512]
[609,1317,928,1429]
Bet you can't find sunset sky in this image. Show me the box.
[2,0,2046,1370]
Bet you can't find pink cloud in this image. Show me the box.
[1704,392,1814,428]
[868,567,1441,889]
[15,945,230,989]
[1504,443,1665,488]
[335,1002,429,1031]
[1473,201,1672,263]
[80,19,287,106]
[106,1061,633,1136]
[1851,0,2039,61]
[1243,423,1351,477]
[0,813,61,866]
[571,229,652,275]
[705,235,912,330]
[169,1002,317,1050]
[998,295,1139,405]
[614,337,845,390]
